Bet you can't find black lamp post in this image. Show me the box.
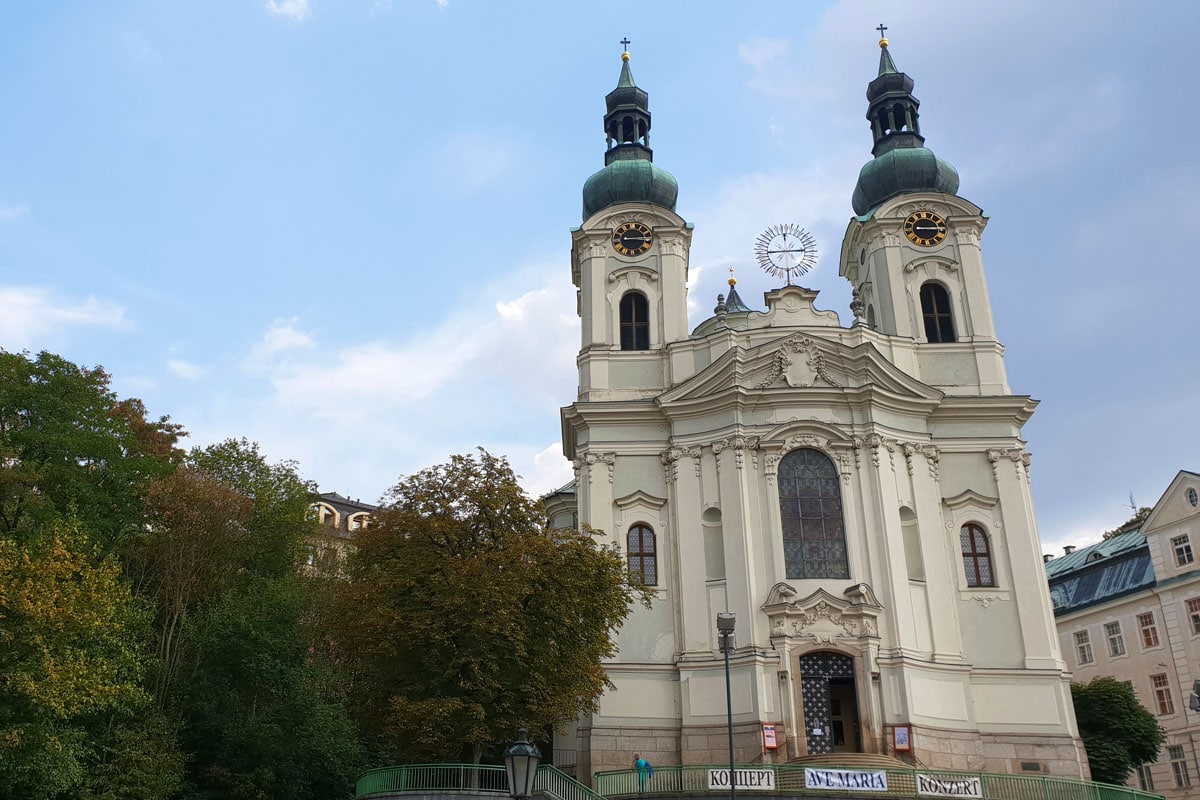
[716,612,736,800]
[504,728,542,800]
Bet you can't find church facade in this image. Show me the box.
[550,37,1086,780]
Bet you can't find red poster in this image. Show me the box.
[762,724,778,750]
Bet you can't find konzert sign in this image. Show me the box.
[707,768,776,790]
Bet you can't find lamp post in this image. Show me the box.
[504,728,542,800]
[716,612,736,800]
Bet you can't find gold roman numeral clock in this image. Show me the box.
[903,211,947,246]
[612,221,653,256]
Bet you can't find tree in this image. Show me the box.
[1102,506,1152,540]
[1071,676,1164,785]
[336,449,649,764]
[0,350,183,547]
[0,519,157,797]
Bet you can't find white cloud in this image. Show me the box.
[0,204,29,220]
[370,0,394,15]
[0,287,126,349]
[436,0,448,8]
[518,441,574,499]
[266,0,311,21]
[167,358,206,381]
[738,37,789,72]
[245,319,315,368]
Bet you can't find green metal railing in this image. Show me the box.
[356,762,1162,800]
[356,763,604,800]
[593,764,1163,800]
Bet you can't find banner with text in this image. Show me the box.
[707,768,776,791]
[916,774,984,798]
[804,768,888,792]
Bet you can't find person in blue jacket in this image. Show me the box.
[632,754,653,792]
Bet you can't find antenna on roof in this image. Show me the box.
[1128,492,1138,514]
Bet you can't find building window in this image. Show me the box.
[1188,598,1200,635]
[1136,763,1155,792]
[960,524,995,587]
[348,513,370,531]
[1104,621,1125,657]
[627,523,657,586]
[1073,630,1094,664]
[778,448,848,579]
[309,502,338,527]
[619,292,650,351]
[919,282,956,343]
[1152,674,1175,716]
[1139,612,1161,648]
[1172,534,1194,566]
[1169,745,1191,787]
[1188,487,1199,508]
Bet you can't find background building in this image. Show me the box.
[554,38,1084,781]
[307,491,378,575]
[1048,470,1200,797]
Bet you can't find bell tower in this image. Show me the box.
[571,48,691,402]
[839,33,1007,395]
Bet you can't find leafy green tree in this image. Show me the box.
[0,350,183,547]
[336,449,649,764]
[0,519,159,797]
[1071,676,1164,785]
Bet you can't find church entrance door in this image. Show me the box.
[798,652,860,755]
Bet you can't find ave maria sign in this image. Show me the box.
[804,768,888,791]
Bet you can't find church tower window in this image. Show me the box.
[960,523,995,587]
[778,449,849,579]
[919,282,956,343]
[619,291,650,350]
[627,523,657,586]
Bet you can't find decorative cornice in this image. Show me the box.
[987,448,1030,484]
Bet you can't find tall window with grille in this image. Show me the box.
[1152,673,1175,716]
[1169,745,1191,788]
[960,524,995,587]
[1073,630,1094,665]
[777,448,848,579]
[1188,597,1200,635]
[1104,621,1125,657]
[1139,612,1161,648]
[919,282,956,343]
[619,292,650,351]
[1173,534,1194,566]
[626,523,657,586]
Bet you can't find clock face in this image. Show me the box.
[904,211,947,246]
[612,221,653,256]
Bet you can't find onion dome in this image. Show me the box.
[582,51,679,219]
[851,35,959,216]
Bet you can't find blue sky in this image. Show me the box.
[1,1,1196,554]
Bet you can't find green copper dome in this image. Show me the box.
[582,51,678,219]
[851,37,960,215]
[852,146,959,216]
[583,158,678,218]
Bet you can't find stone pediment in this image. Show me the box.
[659,334,943,406]
[762,583,883,645]
[1142,470,1200,535]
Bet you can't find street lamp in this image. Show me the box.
[504,728,542,800]
[716,612,737,800]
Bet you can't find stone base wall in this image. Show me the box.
[577,723,681,784]
[883,724,1089,779]
[680,722,783,766]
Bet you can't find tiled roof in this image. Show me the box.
[1043,529,1145,578]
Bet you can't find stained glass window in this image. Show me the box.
[778,449,848,579]
[627,523,657,586]
[960,524,995,587]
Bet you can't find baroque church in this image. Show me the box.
[545,35,1087,780]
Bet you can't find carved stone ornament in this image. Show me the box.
[896,201,951,220]
[756,334,842,389]
[712,435,758,470]
[970,594,1006,608]
[852,433,898,468]
[901,442,941,480]
[661,446,701,481]
[987,448,1031,483]
[583,452,616,483]
[762,584,883,648]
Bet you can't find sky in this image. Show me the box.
[1,1,1197,555]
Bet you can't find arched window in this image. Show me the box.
[627,523,657,586]
[348,513,370,531]
[960,523,995,587]
[620,292,650,351]
[309,502,338,527]
[778,449,848,579]
[920,282,956,343]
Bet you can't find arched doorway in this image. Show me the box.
[799,652,860,755]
